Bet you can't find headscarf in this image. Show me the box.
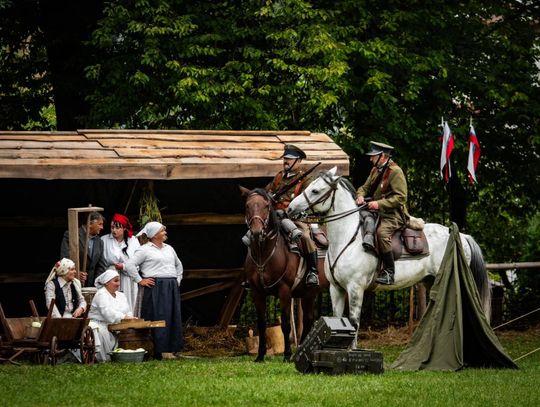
[136,221,164,239]
[45,258,75,284]
[112,213,134,238]
[94,268,120,289]
[44,258,81,290]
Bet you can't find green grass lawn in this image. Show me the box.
[1,330,538,407]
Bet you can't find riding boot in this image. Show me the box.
[305,251,319,287]
[376,251,395,285]
[362,233,376,253]
[361,212,377,252]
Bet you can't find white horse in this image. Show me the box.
[287,167,491,345]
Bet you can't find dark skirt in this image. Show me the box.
[141,277,183,354]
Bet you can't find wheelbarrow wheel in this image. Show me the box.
[48,335,58,366]
[80,326,96,364]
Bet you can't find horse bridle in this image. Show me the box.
[299,174,364,223]
[299,172,339,217]
[245,191,287,290]
[299,173,367,291]
[245,191,271,238]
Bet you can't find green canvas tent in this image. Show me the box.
[391,223,517,371]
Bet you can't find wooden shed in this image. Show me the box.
[0,130,349,325]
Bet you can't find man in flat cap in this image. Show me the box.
[264,144,319,287]
[355,141,409,285]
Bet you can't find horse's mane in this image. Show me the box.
[249,188,270,200]
[319,170,357,200]
[247,187,280,229]
[338,177,357,200]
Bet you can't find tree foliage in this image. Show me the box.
[0,0,54,130]
[1,0,539,264]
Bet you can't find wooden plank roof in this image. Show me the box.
[0,130,349,180]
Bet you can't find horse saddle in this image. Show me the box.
[391,227,429,260]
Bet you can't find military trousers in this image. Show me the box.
[377,216,404,253]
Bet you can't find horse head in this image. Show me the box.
[287,166,340,219]
[240,186,274,243]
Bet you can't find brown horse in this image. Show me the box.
[240,186,328,362]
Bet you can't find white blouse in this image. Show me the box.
[45,277,87,318]
[101,234,140,266]
[124,242,183,286]
[89,288,132,324]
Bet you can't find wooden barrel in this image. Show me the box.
[117,328,154,358]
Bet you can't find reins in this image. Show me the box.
[298,175,368,291]
[245,191,289,291]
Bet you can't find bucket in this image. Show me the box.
[117,328,154,358]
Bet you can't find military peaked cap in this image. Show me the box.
[282,144,306,159]
[366,141,394,156]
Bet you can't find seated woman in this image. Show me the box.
[44,258,86,318]
[89,268,136,362]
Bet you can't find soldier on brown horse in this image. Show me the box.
[240,185,328,362]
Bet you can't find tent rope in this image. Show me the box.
[493,307,540,330]
[513,346,540,362]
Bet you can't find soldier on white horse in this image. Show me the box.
[287,164,491,343]
[355,141,409,285]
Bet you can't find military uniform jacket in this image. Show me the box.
[356,160,409,221]
[266,170,311,210]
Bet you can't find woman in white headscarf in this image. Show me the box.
[89,269,136,362]
[44,258,86,318]
[123,221,184,360]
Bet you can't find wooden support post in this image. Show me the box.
[417,284,427,319]
[218,275,246,329]
[67,206,104,281]
[408,286,414,336]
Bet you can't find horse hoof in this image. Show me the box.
[283,355,292,363]
[254,357,265,363]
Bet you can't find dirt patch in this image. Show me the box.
[181,323,540,357]
[182,325,247,357]
[358,325,414,348]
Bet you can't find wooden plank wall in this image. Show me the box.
[0,130,349,180]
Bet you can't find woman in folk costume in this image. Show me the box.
[44,258,87,318]
[123,221,184,360]
[101,213,141,315]
[89,269,135,362]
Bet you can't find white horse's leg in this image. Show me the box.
[329,284,346,317]
[347,285,365,349]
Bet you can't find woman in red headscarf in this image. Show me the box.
[100,213,141,315]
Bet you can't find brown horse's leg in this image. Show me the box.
[279,292,292,362]
[251,289,267,362]
[299,296,316,344]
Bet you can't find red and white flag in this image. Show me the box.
[440,121,454,183]
[467,125,481,184]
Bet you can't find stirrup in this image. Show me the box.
[306,272,319,287]
[241,280,251,290]
[376,270,394,285]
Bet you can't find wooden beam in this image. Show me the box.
[163,213,244,226]
[218,275,246,329]
[0,214,245,228]
[181,281,236,301]
[0,268,244,284]
[183,268,243,279]
[486,262,540,270]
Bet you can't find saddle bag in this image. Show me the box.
[401,229,425,254]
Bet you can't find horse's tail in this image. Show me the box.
[464,234,491,321]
